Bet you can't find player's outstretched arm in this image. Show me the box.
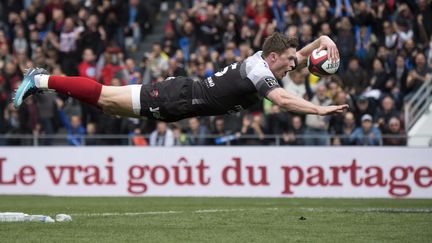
[295,35,339,69]
[266,87,348,115]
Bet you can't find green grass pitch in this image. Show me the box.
[0,196,431,242]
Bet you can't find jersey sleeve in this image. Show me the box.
[247,65,281,98]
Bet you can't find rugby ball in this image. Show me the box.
[307,49,339,76]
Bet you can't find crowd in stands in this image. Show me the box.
[1,0,431,146]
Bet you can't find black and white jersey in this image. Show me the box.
[192,51,280,116]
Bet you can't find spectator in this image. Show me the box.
[130,127,148,146]
[282,69,306,98]
[282,115,305,146]
[375,95,400,132]
[179,20,197,59]
[12,25,28,55]
[336,17,356,72]
[167,57,187,77]
[305,84,331,145]
[48,7,65,36]
[56,98,85,146]
[149,121,174,146]
[342,57,369,95]
[353,2,376,29]
[211,116,234,145]
[246,0,272,27]
[392,54,409,106]
[172,123,187,146]
[34,93,58,145]
[147,42,169,82]
[298,24,313,49]
[78,48,97,80]
[349,114,382,146]
[382,116,407,146]
[417,0,432,44]
[369,58,390,92]
[123,0,148,53]
[85,122,102,146]
[394,4,414,49]
[266,104,289,136]
[382,21,398,50]
[31,12,49,41]
[100,47,127,86]
[353,95,377,127]
[334,0,354,18]
[3,103,30,145]
[78,48,102,127]
[57,17,83,75]
[328,91,350,136]
[339,111,356,145]
[238,113,267,145]
[79,14,106,56]
[405,52,432,101]
[312,3,331,36]
[185,117,208,145]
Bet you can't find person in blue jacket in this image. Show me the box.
[349,114,382,146]
[56,99,86,146]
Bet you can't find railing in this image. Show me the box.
[404,80,432,131]
[0,133,428,146]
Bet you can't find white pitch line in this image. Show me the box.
[72,211,181,217]
[299,207,432,213]
[72,208,278,217]
[71,207,432,217]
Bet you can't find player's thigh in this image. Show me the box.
[98,85,138,117]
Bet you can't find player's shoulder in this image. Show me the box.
[245,51,275,80]
[245,51,269,70]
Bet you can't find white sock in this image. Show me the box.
[130,85,141,116]
[34,74,49,89]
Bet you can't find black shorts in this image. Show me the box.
[140,77,197,122]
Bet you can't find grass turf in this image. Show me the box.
[0,196,431,242]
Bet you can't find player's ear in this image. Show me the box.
[270,52,278,62]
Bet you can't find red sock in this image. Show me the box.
[48,76,102,105]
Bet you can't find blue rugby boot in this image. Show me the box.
[13,67,49,109]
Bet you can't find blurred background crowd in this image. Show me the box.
[0,0,431,146]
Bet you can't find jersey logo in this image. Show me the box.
[149,106,164,119]
[264,77,277,87]
[204,77,215,88]
[150,89,159,97]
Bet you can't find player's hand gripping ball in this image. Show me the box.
[307,49,340,76]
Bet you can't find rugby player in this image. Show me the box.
[13,32,348,121]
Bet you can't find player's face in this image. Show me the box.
[271,48,297,80]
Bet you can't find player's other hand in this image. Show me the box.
[317,104,349,115]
